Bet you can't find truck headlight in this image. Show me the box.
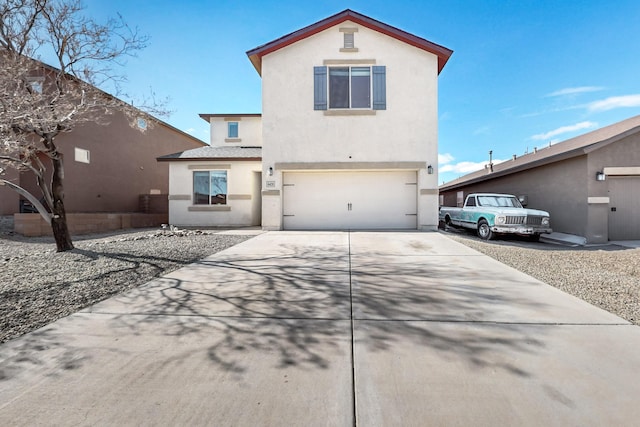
[542,217,550,226]
[496,216,505,224]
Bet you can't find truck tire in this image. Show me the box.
[477,219,494,240]
[439,215,451,230]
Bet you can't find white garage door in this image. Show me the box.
[282,171,417,230]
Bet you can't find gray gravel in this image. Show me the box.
[0,218,252,343]
[446,232,640,326]
[2,216,638,344]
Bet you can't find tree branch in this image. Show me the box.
[0,178,51,224]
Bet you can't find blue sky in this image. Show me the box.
[79,0,640,184]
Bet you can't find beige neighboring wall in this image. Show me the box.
[11,109,205,215]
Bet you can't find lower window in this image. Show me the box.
[193,171,227,205]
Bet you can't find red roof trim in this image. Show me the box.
[246,9,452,76]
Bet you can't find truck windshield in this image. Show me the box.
[477,196,523,208]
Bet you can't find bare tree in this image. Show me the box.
[0,0,166,251]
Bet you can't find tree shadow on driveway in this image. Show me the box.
[0,234,600,384]
[91,240,556,379]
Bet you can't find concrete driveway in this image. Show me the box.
[1,231,639,426]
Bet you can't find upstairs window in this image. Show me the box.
[314,65,386,111]
[193,171,227,205]
[329,67,371,109]
[228,122,239,138]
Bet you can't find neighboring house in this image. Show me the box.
[1,54,206,235]
[161,9,453,230]
[439,115,640,243]
[158,114,262,227]
[0,109,206,217]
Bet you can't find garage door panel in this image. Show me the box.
[283,171,417,230]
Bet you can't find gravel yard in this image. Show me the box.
[1,217,638,344]
[0,218,252,343]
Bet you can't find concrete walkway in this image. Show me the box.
[1,232,639,426]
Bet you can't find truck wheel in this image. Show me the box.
[438,215,450,230]
[477,219,494,240]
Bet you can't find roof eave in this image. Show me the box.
[439,149,588,191]
[439,116,640,192]
[199,113,263,122]
[157,156,262,163]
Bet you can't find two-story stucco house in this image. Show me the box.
[160,9,452,230]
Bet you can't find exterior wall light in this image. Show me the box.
[427,165,434,174]
[268,167,273,176]
[595,171,606,181]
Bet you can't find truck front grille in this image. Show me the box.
[505,216,525,225]
[526,216,544,226]
[504,215,544,226]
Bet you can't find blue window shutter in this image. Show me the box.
[314,66,327,110]
[372,66,386,110]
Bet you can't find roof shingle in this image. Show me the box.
[157,146,262,161]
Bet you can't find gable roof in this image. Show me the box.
[440,115,640,191]
[246,9,453,76]
[157,145,262,162]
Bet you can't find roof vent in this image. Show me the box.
[339,27,358,52]
[344,32,354,48]
[487,150,494,173]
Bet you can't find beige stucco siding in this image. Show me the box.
[207,116,263,147]
[262,21,438,162]
[168,160,262,226]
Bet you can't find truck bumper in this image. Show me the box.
[491,226,552,236]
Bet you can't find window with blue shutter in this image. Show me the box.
[314,65,386,111]
[314,66,327,110]
[372,66,386,110]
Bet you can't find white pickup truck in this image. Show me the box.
[439,193,552,241]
